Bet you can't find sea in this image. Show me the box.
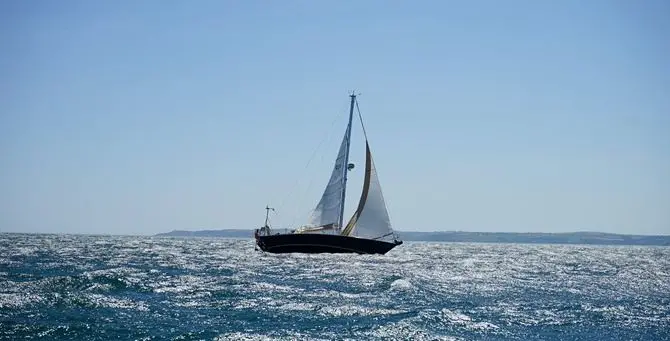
[1,234,668,341]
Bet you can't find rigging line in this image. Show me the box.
[273,110,344,219]
[355,98,369,141]
[355,97,395,234]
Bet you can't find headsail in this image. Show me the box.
[341,142,394,242]
[307,128,350,228]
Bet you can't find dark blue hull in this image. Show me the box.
[256,233,402,254]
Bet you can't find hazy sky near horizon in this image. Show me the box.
[1,0,668,236]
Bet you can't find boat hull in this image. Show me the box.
[255,233,402,254]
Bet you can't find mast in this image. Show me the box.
[264,205,274,227]
[339,92,356,230]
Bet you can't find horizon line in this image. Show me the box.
[2,229,669,238]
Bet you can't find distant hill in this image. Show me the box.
[396,231,670,245]
[155,229,670,246]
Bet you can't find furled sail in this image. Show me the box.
[341,142,394,241]
[307,128,349,228]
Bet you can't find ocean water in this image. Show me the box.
[1,234,668,341]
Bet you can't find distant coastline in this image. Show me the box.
[154,229,670,246]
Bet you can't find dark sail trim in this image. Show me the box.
[341,141,372,236]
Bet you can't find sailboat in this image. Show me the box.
[254,93,403,254]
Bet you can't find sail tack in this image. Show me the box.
[307,129,349,228]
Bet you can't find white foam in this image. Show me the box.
[390,278,413,291]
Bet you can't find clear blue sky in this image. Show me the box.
[1,0,668,235]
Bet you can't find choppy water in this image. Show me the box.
[1,234,669,340]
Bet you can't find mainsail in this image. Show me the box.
[306,128,350,228]
[341,142,394,242]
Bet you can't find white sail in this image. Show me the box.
[307,129,349,228]
[342,143,394,242]
[352,153,393,241]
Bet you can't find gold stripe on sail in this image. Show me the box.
[341,141,372,237]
